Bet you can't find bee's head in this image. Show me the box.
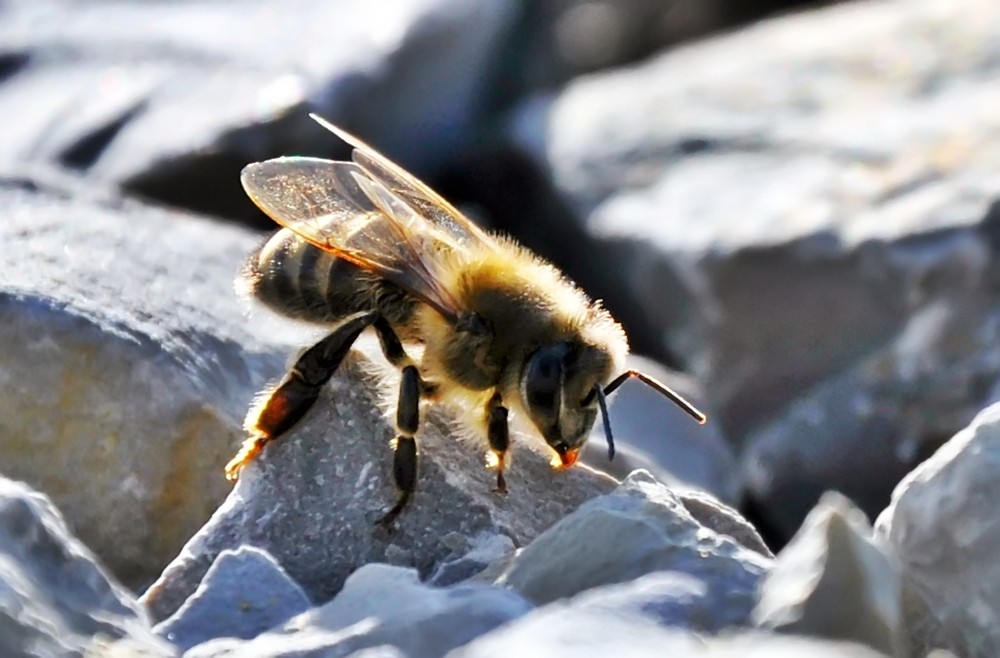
[521,343,709,470]
[520,342,609,469]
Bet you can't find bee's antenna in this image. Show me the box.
[594,369,708,425]
[593,385,615,461]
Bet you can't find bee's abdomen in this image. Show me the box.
[242,229,407,325]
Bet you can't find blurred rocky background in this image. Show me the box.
[1,0,998,656]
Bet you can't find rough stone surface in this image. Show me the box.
[0,0,516,224]
[0,0,829,229]
[566,570,753,633]
[675,488,771,559]
[141,349,616,621]
[755,492,901,656]
[512,0,1000,543]
[580,355,739,504]
[186,564,533,658]
[0,175,290,589]
[511,0,1000,437]
[742,295,1000,538]
[428,533,517,587]
[7,0,997,655]
[875,402,1000,658]
[495,471,771,606]
[154,546,311,651]
[519,0,998,420]
[0,477,175,658]
[499,0,732,95]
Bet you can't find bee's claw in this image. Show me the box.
[494,470,508,494]
[224,435,269,481]
[374,516,396,533]
[375,492,411,529]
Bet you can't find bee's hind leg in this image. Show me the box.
[486,393,510,494]
[225,312,376,481]
[372,316,434,528]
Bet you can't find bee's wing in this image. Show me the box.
[310,114,497,250]
[241,157,464,320]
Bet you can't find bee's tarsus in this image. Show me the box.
[392,436,419,492]
[376,490,411,529]
[377,437,417,528]
[224,434,268,481]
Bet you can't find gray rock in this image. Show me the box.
[449,606,889,658]
[675,488,771,559]
[428,533,516,587]
[499,0,731,94]
[566,570,752,633]
[743,296,1000,538]
[186,564,533,658]
[754,492,902,656]
[495,471,770,607]
[0,0,515,223]
[875,402,1000,658]
[154,546,311,651]
[141,347,616,621]
[0,477,175,658]
[580,355,740,504]
[511,0,1000,544]
[0,174,290,589]
[510,0,1000,438]
[489,0,904,100]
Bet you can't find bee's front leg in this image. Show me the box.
[486,393,510,494]
[225,312,376,481]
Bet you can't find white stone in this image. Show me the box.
[755,492,902,655]
[876,402,1000,657]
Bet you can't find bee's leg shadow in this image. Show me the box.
[224,312,376,480]
[373,316,433,528]
[486,393,510,494]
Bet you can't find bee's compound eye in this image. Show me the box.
[535,357,557,379]
[524,350,563,413]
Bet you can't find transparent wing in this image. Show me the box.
[310,114,497,249]
[240,156,463,320]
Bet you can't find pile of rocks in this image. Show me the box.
[1,0,998,655]
[6,403,1000,655]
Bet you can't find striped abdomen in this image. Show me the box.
[241,229,416,326]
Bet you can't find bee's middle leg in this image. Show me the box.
[225,312,376,480]
[373,316,433,527]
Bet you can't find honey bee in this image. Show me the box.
[225,114,706,525]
